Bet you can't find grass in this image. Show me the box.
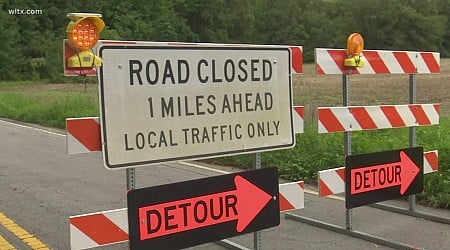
[0,83,98,127]
[0,59,449,208]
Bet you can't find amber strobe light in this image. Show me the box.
[344,33,365,68]
[66,13,104,68]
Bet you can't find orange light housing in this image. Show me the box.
[65,13,104,68]
[68,19,100,51]
[347,33,364,56]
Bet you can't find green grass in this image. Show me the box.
[0,88,99,128]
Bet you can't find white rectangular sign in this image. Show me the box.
[99,46,294,169]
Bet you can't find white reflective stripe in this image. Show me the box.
[279,182,304,209]
[422,104,440,124]
[103,208,129,234]
[332,107,363,131]
[412,52,430,73]
[377,51,403,73]
[319,168,345,195]
[70,224,98,250]
[318,120,328,133]
[67,132,89,154]
[356,55,375,74]
[292,107,304,134]
[396,105,418,125]
[316,49,341,74]
[423,150,439,174]
[366,106,392,129]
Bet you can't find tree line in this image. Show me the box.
[1,0,449,81]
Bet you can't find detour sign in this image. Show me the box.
[345,147,423,209]
[127,167,279,250]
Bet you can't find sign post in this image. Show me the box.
[127,167,280,250]
[408,74,417,211]
[98,46,294,169]
[343,73,352,230]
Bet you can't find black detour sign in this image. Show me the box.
[127,167,280,250]
[346,147,423,209]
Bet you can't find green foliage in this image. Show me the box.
[0,86,99,128]
[417,119,450,208]
[216,126,344,181]
[0,0,449,81]
[0,2,22,80]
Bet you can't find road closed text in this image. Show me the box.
[129,58,273,85]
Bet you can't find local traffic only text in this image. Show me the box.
[124,121,280,150]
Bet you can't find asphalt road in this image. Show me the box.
[0,119,449,250]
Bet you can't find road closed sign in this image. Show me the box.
[98,45,294,169]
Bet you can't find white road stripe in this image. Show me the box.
[0,119,65,137]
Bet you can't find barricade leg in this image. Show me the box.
[285,213,420,250]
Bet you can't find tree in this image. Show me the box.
[329,0,446,52]
[174,0,229,42]
[0,0,448,81]
[0,1,22,80]
[436,0,450,56]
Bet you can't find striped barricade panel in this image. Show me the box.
[293,106,305,134]
[279,181,304,211]
[66,117,101,154]
[423,150,439,174]
[318,151,439,197]
[318,167,345,197]
[318,104,440,133]
[70,182,304,249]
[289,46,303,74]
[315,48,440,75]
[66,108,305,155]
[70,208,128,250]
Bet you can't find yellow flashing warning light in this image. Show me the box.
[344,33,365,68]
[66,13,104,68]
